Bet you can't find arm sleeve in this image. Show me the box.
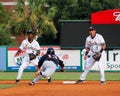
[85,38,90,48]
[36,42,41,55]
[36,41,40,50]
[38,55,46,68]
[59,60,64,67]
[19,41,25,50]
[100,35,105,44]
[81,49,86,56]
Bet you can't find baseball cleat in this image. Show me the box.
[48,77,52,84]
[29,82,35,86]
[75,80,85,84]
[101,81,106,85]
[15,79,20,84]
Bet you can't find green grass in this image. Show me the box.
[0,72,120,81]
[0,84,17,89]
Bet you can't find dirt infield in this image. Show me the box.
[0,80,119,96]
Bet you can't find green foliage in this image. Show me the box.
[0,24,17,45]
[46,0,120,20]
[9,0,57,38]
[0,3,7,23]
[0,3,16,46]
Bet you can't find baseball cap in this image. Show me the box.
[88,26,96,31]
[27,30,34,34]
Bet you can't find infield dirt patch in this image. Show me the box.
[0,80,119,96]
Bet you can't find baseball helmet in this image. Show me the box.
[47,48,55,55]
[27,30,34,34]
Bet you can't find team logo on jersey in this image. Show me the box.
[88,41,92,45]
[113,12,120,21]
[25,44,28,48]
[88,41,98,46]
[25,44,36,50]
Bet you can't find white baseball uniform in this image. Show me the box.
[81,49,91,70]
[80,33,106,81]
[16,39,40,80]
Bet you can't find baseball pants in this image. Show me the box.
[16,56,39,80]
[33,61,57,83]
[80,52,105,81]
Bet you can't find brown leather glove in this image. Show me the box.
[92,53,101,61]
[29,53,36,60]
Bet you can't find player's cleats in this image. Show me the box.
[101,81,106,85]
[75,80,85,84]
[29,82,35,86]
[15,79,20,84]
[48,77,52,84]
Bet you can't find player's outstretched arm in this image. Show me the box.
[59,60,65,72]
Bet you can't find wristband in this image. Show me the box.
[17,49,21,53]
[85,51,88,56]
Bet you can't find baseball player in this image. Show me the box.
[15,30,40,84]
[29,48,64,85]
[76,26,106,85]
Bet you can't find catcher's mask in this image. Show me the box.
[47,48,55,55]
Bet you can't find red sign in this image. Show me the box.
[91,9,120,24]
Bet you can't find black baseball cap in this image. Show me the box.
[27,30,34,34]
[88,26,96,31]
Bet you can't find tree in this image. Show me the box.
[9,0,57,38]
[0,3,16,45]
[0,3,7,23]
[0,24,17,45]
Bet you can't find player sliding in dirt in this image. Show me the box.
[29,48,64,85]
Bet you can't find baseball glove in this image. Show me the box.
[92,53,101,61]
[29,53,36,60]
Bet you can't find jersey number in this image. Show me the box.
[48,55,57,59]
